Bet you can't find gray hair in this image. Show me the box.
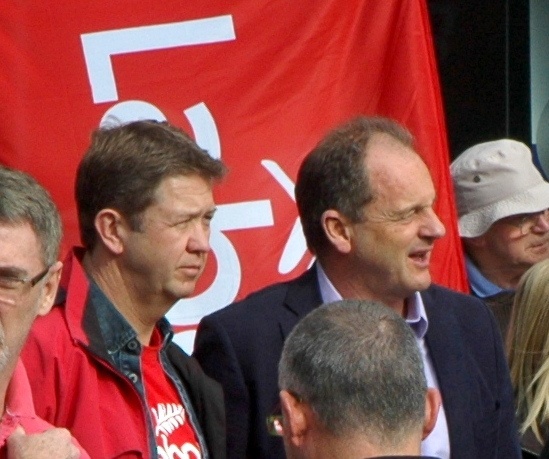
[0,166,62,266]
[278,299,426,447]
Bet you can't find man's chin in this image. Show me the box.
[411,274,432,293]
[171,282,199,302]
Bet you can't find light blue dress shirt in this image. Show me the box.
[465,255,513,298]
[316,263,450,459]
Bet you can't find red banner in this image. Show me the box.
[0,0,467,351]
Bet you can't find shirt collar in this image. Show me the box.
[87,278,173,354]
[88,280,138,354]
[4,359,36,419]
[465,255,511,298]
[406,292,429,339]
[316,262,342,304]
[316,263,429,339]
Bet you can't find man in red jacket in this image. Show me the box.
[0,166,88,458]
[22,120,227,459]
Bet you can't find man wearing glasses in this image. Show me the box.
[451,139,549,337]
[0,166,88,458]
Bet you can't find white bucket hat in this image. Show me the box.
[450,139,549,238]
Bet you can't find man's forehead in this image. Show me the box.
[0,221,42,267]
[0,219,37,236]
[366,134,420,161]
[147,174,215,212]
[367,135,430,175]
[155,173,213,192]
[366,151,436,210]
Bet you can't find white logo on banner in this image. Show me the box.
[81,16,309,353]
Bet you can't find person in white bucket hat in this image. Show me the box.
[451,138,549,337]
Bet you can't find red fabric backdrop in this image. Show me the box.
[0,0,467,350]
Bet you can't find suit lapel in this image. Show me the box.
[279,265,323,339]
[422,287,475,456]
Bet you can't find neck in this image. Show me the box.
[481,268,522,290]
[83,251,161,345]
[304,430,422,459]
[319,260,407,316]
[0,357,20,416]
[468,253,523,289]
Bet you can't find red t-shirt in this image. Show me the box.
[142,330,202,458]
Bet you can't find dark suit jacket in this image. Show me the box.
[167,346,227,459]
[193,266,521,459]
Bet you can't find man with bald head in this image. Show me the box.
[195,116,520,459]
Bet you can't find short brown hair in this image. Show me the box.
[76,120,227,249]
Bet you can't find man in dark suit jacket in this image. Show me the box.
[194,116,521,459]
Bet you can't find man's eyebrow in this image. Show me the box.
[172,207,217,220]
[192,207,218,217]
[385,199,437,220]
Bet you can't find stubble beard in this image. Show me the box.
[0,331,11,373]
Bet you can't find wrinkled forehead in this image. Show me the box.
[146,173,216,216]
[366,136,431,184]
[0,220,43,266]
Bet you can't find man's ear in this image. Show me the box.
[280,390,308,447]
[94,208,127,255]
[422,388,442,440]
[321,209,352,254]
[37,261,63,316]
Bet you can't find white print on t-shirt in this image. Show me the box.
[152,403,202,459]
[157,434,201,459]
[153,403,185,436]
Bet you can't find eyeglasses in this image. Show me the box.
[0,265,51,305]
[266,413,284,437]
[266,390,302,437]
[500,209,549,236]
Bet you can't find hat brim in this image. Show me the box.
[458,181,549,238]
